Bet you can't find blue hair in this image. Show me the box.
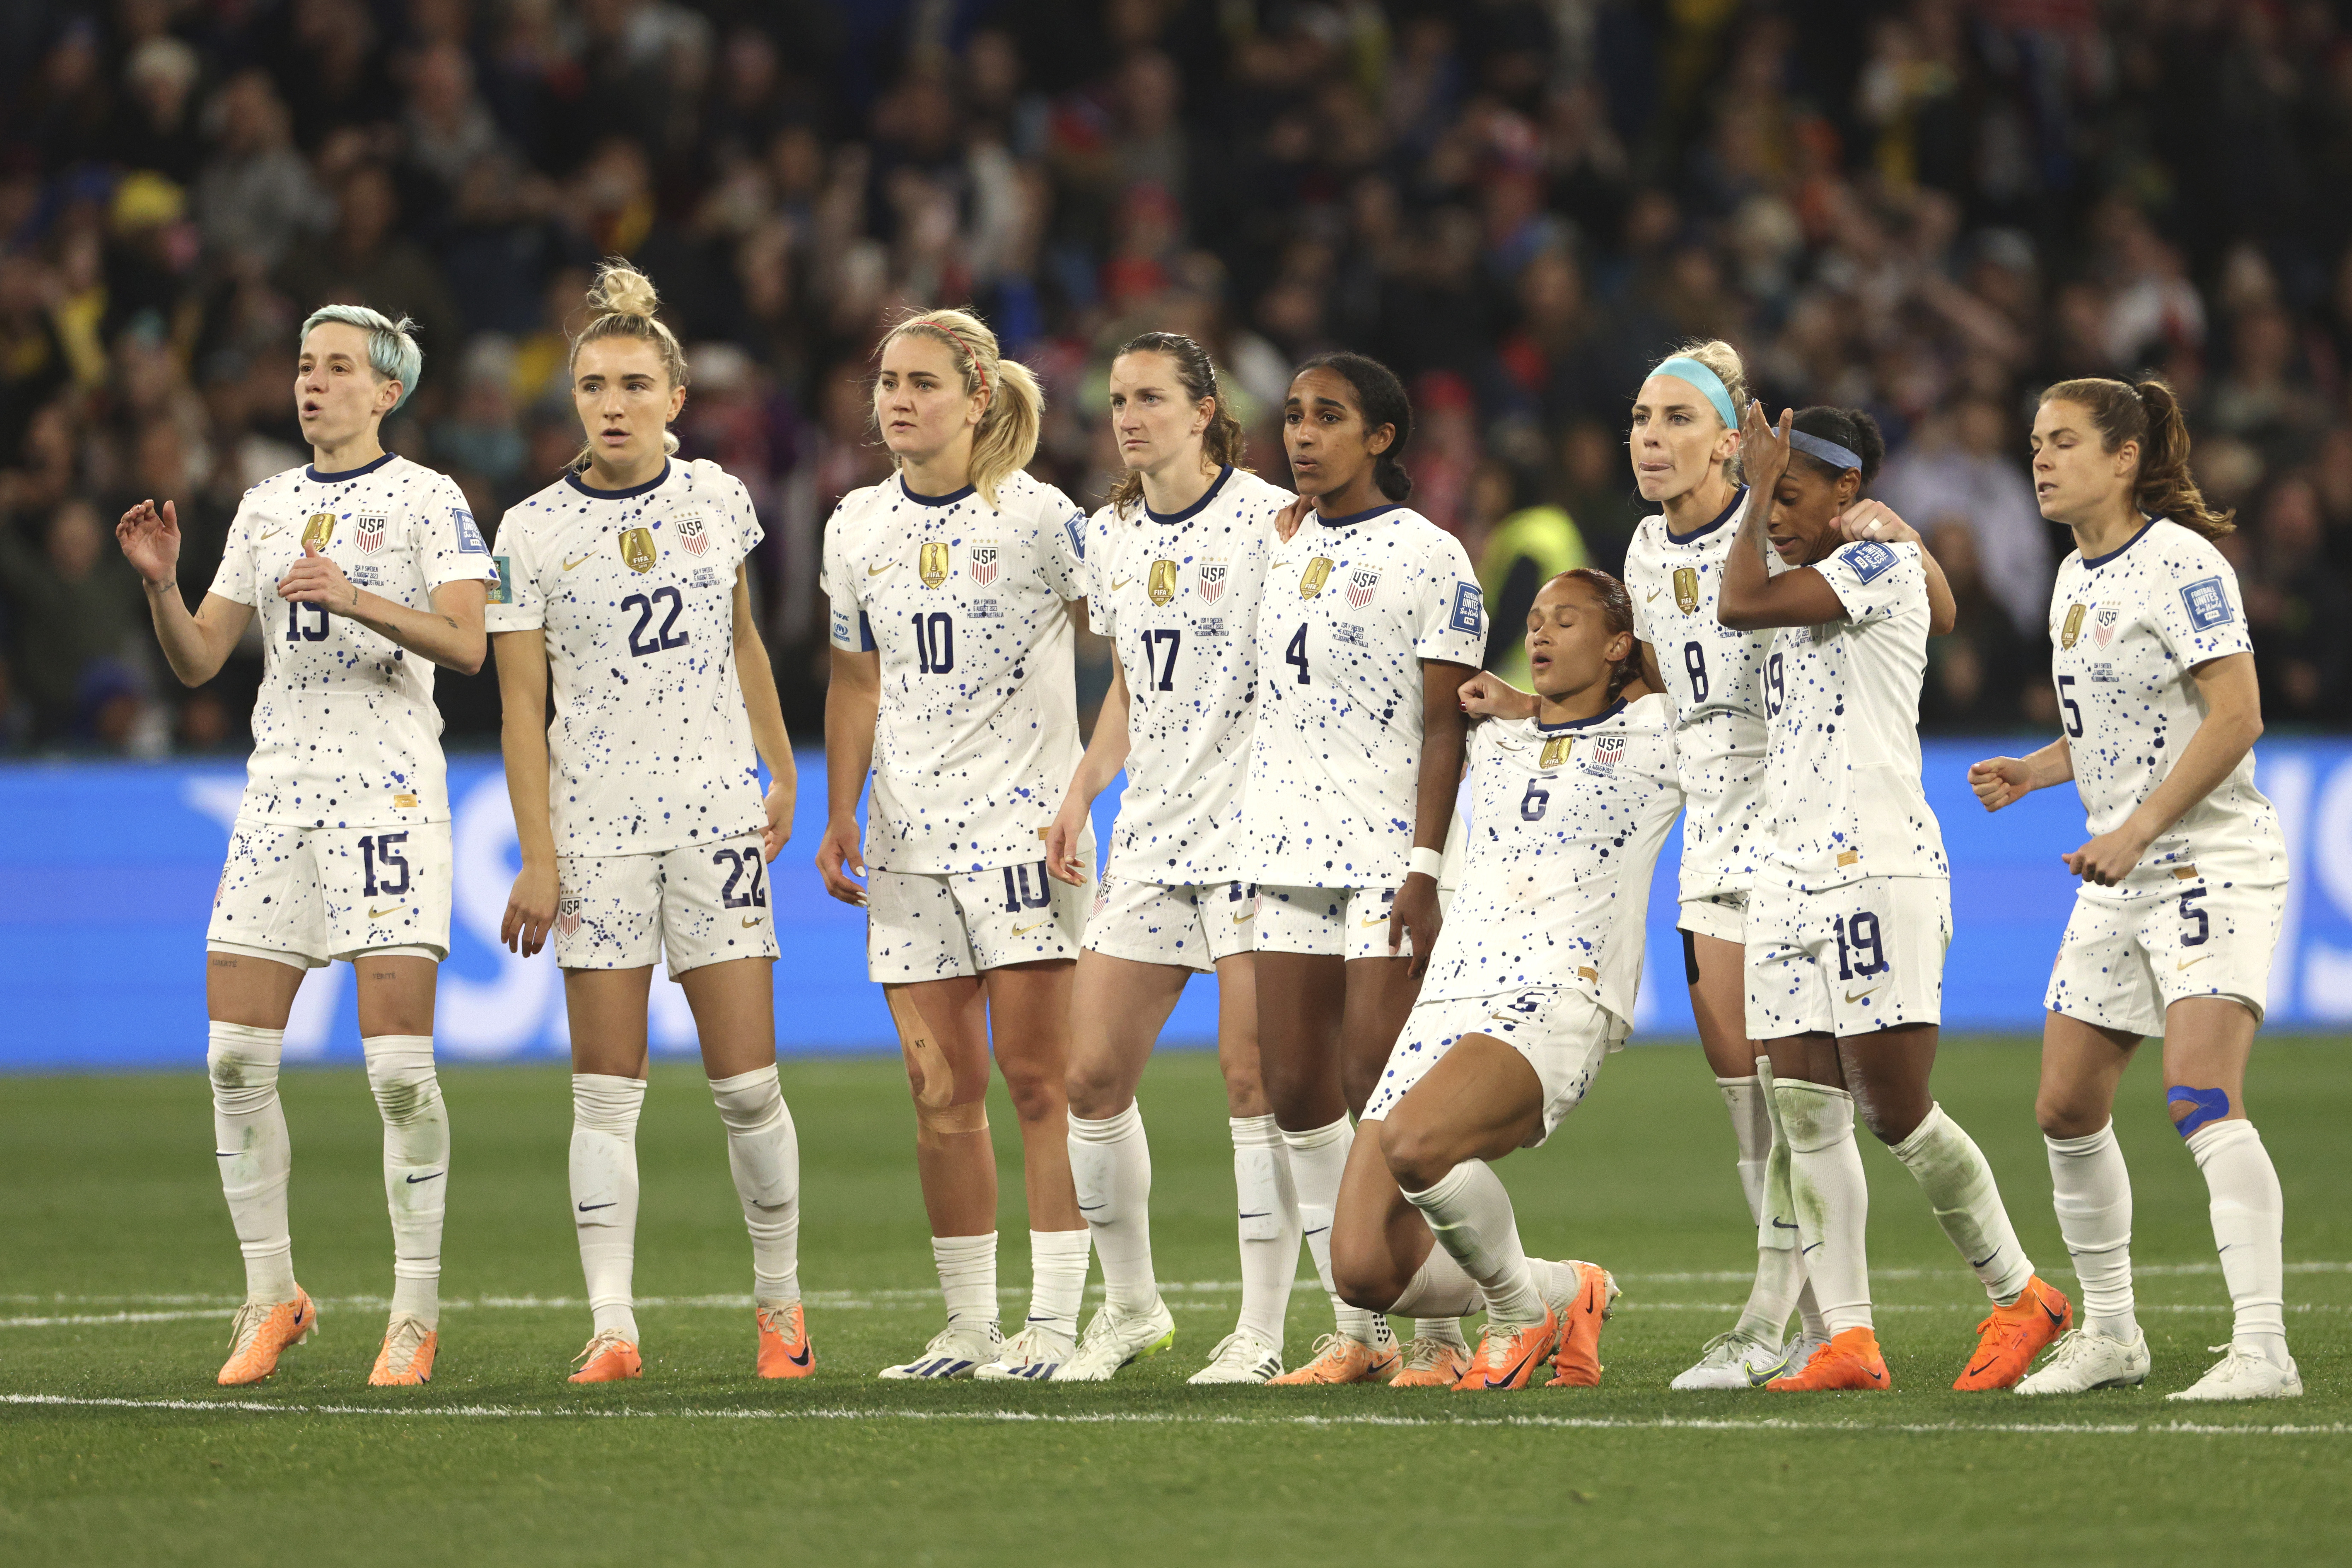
[298,305,423,412]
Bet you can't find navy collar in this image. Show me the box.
[306,451,397,483]
[901,474,976,508]
[1666,485,1746,546]
[1535,698,1627,733]
[568,459,671,500]
[2080,516,2156,570]
[1316,501,1406,529]
[1145,466,1232,526]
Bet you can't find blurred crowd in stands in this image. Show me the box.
[5,0,2352,755]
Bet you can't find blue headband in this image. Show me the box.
[1787,428,1863,473]
[1652,356,1737,430]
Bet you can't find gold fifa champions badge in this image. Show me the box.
[1673,566,1700,614]
[1148,559,1178,605]
[1300,556,1334,598]
[2060,602,2087,649]
[619,527,658,573]
[302,512,337,549]
[920,540,951,588]
[1540,736,1570,769]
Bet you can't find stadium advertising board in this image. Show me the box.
[4,740,2350,1069]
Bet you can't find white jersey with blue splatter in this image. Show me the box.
[1760,537,1948,893]
[1421,696,1682,1023]
[1087,466,1287,886]
[820,469,1088,874]
[2048,516,2283,902]
[206,452,495,829]
[485,459,765,857]
[1245,503,1487,888]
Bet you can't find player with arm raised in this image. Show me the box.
[1329,570,1673,1389]
[1974,379,2297,1402]
[814,309,1094,1382]
[116,305,493,1387]
[1720,402,2070,1393]
[1248,354,1486,1387]
[1041,333,1299,1384]
[488,264,806,1385]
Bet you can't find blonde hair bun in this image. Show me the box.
[588,262,662,321]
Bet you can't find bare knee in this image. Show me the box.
[996,1060,1065,1124]
[1065,1055,1129,1123]
[1330,1229,1401,1313]
[1380,1117,1453,1195]
[2036,1089,2109,1141]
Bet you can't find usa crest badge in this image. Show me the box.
[2060,603,2088,649]
[619,527,658,573]
[1588,735,1624,769]
[920,541,951,588]
[302,512,336,550]
[1345,568,1380,610]
[2092,602,2120,649]
[677,515,710,557]
[1673,566,1700,614]
[1148,559,1178,605]
[1300,557,1334,598]
[354,515,386,554]
[557,898,582,936]
[970,543,999,585]
[1198,561,1227,604]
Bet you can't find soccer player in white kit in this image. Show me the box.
[1328,569,1673,1389]
[116,305,494,1387]
[1721,401,2073,1393]
[815,309,1094,1381]
[488,265,808,1385]
[1039,332,1299,1385]
[1971,378,2299,1401]
[1246,353,1486,1386]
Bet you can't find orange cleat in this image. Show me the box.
[1454,1310,1560,1392]
[1954,1274,2072,1391]
[755,1302,815,1379]
[368,1313,437,1386]
[217,1288,316,1386]
[1543,1261,1619,1387]
[1390,1336,1475,1387]
[568,1329,643,1384]
[1766,1326,1890,1391]
[1266,1328,1402,1386]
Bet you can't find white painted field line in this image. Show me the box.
[6,1393,2345,1439]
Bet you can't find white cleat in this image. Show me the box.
[2166,1343,2303,1402]
[877,1321,1001,1380]
[1188,1329,1285,1385]
[2014,1326,2150,1395]
[973,1322,1078,1381]
[1670,1331,1792,1390]
[1052,1299,1176,1382]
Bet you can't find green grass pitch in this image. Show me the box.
[4,1037,2347,1566]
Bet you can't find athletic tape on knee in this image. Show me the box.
[2168,1084,2231,1138]
[1771,1079,1855,1155]
[710,1066,796,1208]
[207,1021,285,1119]
[915,1099,988,1147]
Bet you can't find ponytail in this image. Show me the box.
[2041,375,2235,539]
[1295,351,1414,502]
[1104,331,1247,515]
[567,260,689,471]
[879,307,1041,509]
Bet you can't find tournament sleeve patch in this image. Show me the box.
[2179,576,2233,631]
[1065,512,1086,561]
[453,507,489,554]
[1838,540,1896,582]
[489,555,513,606]
[1450,581,1484,635]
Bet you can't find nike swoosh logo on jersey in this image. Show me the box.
[1232,910,1254,923]
[1111,577,1133,591]
[1843,987,1878,1004]
[867,561,897,576]
[2177,955,2212,972]
[258,528,284,541]
[1012,921,1047,936]
[367,905,403,919]
[1361,914,1389,927]
[740,916,762,928]
[562,553,596,571]
[1646,588,1661,601]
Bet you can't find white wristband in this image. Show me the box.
[1409,846,1444,881]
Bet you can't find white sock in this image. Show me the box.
[1284,1116,1376,1343]
[1230,1115,1298,1347]
[1069,1103,1155,1311]
[2046,1122,2136,1339]
[933,1232,999,1330]
[1027,1229,1090,1339]
[1890,1103,2035,1305]
[710,1066,801,1306]
[209,1021,296,1304]
[1724,1074,1804,1348]
[1403,1161,1545,1329]
[2187,1119,2289,1366]
[362,1034,447,1325]
[1776,1080,1872,1335]
[1387,1239,1482,1320]
[570,1073,644,1342]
